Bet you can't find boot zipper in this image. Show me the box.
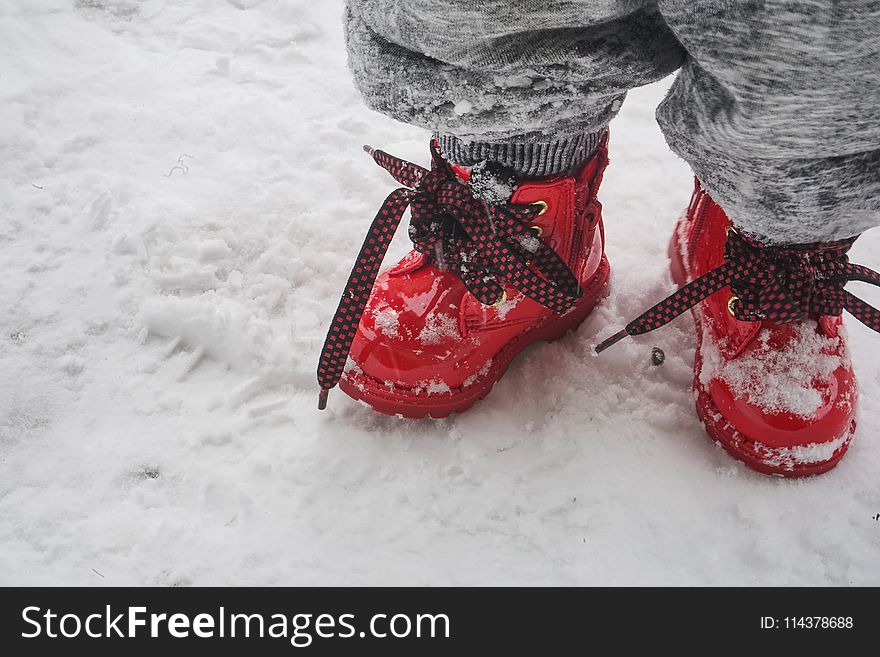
[687,190,710,266]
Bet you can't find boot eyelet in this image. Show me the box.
[727,295,740,316]
[492,290,507,307]
[529,225,543,237]
[530,200,549,216]
[725,225,738,237]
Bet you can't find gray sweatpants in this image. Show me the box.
[345,1,880,244]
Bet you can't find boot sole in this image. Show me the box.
[340,256,611,419]
[668,222,854,477]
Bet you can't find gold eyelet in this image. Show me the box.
[530,200,549,216]
[727,295,740,316]
[492,290,507,307]
[725,225,738,237]
[529,225,543,237]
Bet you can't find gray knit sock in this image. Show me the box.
[437,130,606,178]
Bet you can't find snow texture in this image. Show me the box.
[371,305,401,340]
[699,320,850,419]
[468,161,518,205]
[2,0,880,586]
[417,311,460,346]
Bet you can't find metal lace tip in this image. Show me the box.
[318,388,329,410]
[363,145,375,156]
[595,329,630,354]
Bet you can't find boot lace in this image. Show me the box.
[596,229,880,353]
[317,142,583,408]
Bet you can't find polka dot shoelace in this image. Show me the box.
[317,142,584,409]
[596,229,880,353]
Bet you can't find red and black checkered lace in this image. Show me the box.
[317,142,583,409]
[595,230,880,353]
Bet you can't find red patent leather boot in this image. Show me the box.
[598,180,880,476]
[317,138,612,418]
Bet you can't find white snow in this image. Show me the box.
[699,319,848,418]
[468,161,517,205]
[371,305,401,339]
[762,426,855,471]
[517,233,542,253]
[423,380,452,396]
[417,311,460,346]
[463,360,493,388]
[453,99,474,116]
[2,0,880,586]
[492,294,520,321]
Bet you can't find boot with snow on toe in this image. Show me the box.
[317,137,612,418]
[597,180,880,477]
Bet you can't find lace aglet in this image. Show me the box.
[363,145,375,156]
[318,388,330,410]
[595,329,630,354]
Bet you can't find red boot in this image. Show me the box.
[318,138,612,417]
[597,180,880,477]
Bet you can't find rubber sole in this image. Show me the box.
[669,224,853,477]
[340,256,611,419]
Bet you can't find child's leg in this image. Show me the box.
[594,2,880,476]
[322,2,688,412]
[345,0,685,175]
[656,1,880,243]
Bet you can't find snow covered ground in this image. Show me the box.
[2,0,879,586]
